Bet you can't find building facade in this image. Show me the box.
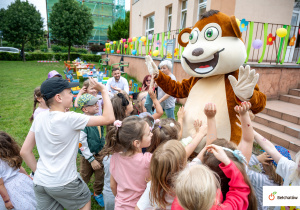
[46,0,125,44]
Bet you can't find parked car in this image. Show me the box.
[0,47,20,53]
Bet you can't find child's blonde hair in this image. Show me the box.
[150,140,186,209]
[147,118,181,153]
[29,86,42,122]
[176,164,220,210]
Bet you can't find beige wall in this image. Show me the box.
[130,0,295,38]
[130,0,205,37]
[234,0,294,25]
[103,54,300,100]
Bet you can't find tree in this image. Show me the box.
[107,11,130,41]
[49,0,94,61]
[1,0,43,61]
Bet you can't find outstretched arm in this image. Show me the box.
[236,102,253,164]
[177,106,185,140]
[204,103,217,146]
[149,89,163,119]
[253,131,283,164]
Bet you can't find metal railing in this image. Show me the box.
[105,21,300,65]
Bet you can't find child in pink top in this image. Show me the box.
[99,116,153,210]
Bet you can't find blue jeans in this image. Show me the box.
[165,107,175,119]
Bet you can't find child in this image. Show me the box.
[77,93,106,207]
[132,89,163,120]
[173,144,251,210]
[29,86,49,122]
[48,70,62,78]
[75,79,103,116]
[253,130,300,210]
[136,140,187,210]
[102,155,115,210]
[20,77,115,210]
[0,131,36,210]
[99,116,153,209]
[111,92,133,121]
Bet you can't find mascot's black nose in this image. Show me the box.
[192,48,204,56]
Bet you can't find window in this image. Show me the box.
[181,0,188,29]
[146,15,155,35]
[167,7,172,31]
[198,0,207,20]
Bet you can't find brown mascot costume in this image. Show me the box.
[145,10,266,148]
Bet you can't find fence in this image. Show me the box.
[104,21,300,65]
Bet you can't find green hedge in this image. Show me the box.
[0,52,101,62]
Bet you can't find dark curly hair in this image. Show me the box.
[0,131,23,169]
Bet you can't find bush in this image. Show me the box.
[77,48,88,54]
[40,45,48,52]
[0,52,101,62]
[51,45,61,53]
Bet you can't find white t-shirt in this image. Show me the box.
[137,181,174,210]
[0,159,20,182]
[274,156,300,210]
[30,110,90,187]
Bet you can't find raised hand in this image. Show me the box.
[204,103,217,119]
[177,106,185,121]
[89,77,106,92]
[206,144,231,166]
[228,65,259,101]
[257,152,273,165]
[234,101,251,116]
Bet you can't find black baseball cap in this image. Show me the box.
[41,77,79,101]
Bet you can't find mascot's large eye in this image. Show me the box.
[204,27,219,41]
[189,30,198,44]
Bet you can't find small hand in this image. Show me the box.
[257,152,273,165]
[177,106,185,121]
[91,159,101,170]
[79,86,87,95]
[228,65,259,101]
[148,89,156,100]
[89,77,106,92]
[234,101,252,116]
[206,144,231,165]
[197,146,208,162]
[193,119,201,133]
[204,103,217,119]
[5,200,14,209]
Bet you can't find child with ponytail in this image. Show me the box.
[99,116,153,210]
[29,86,48,122]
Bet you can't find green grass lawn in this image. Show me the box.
[0,60,180,209]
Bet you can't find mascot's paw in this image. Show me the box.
[228,65,259,101]
[145,55,159,76]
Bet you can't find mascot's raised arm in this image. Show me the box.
[145,10,266,148]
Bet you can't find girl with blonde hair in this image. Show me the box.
[136,140,187,209]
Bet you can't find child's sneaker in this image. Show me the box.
[94,193,104,207]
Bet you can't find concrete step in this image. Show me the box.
[252,121,300,153]
[279,94,300,105]
[261,100,300,125]
[289,89,300,97]
[254,113,300,138]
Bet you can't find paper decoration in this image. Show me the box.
[267,33,276,45]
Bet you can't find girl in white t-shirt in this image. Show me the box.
[136,140,187,210]
[29,86,49,122]
[0,132,36,210]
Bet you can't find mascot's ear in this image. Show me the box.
[178,28,192,47]
[230,16,242,38]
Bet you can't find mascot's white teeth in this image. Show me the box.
[183,48,225,75]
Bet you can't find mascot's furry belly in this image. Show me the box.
[183,75,231,142]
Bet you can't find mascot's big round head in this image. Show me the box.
[178,10,246,77]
